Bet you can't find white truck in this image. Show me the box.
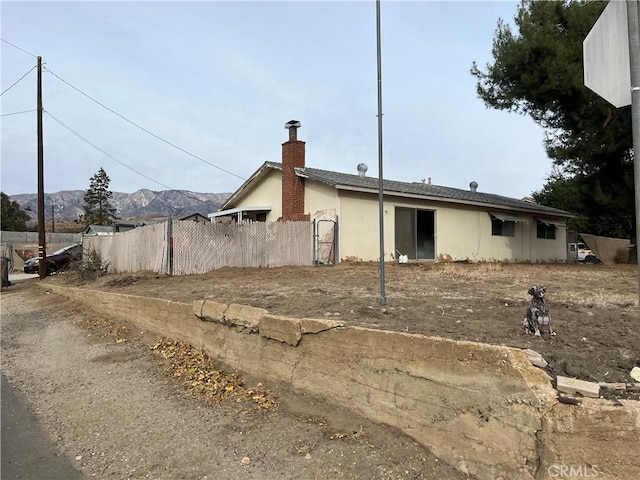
[568,242,598,262]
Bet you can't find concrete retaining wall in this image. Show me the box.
[45,285,640,480]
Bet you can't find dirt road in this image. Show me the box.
[0,281,466,480]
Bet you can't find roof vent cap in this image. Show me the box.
[470,181,478,192]
[357,163,368,177]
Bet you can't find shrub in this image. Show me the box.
[614,247,630,264]
[79,248,109,280]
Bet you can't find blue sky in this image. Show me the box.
[1,0,552,199]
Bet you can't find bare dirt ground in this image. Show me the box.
[3,262,639,478]
[48,262,640,399]
[1,282,467,479]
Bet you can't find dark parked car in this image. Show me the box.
[23,244,83,274]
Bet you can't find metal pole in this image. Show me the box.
[167,214,173,276]
[37,56,47,279]
[376,0,387,305]
[627,0,640,311]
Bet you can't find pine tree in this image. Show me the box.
[83,167,118,226]
[471,0,633,238]
[0,192,30,231]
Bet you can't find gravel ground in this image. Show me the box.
[1,281,468,480]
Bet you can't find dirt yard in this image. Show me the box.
[48,262,639,399]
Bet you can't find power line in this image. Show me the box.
[1,109,36,117]
[1,65,37,97]
[0,37,38,58]
[45,110,175,191]
[44,67,246,181]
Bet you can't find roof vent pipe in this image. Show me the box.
[470,181,478,193]
[357,163,368,177]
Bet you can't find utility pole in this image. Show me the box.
[376,0,387,305]
[37,56,46,279]
[627,0,640,303]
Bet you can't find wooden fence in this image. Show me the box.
[83,220,314,275]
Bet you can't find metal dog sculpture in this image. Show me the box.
[522,285,555,336]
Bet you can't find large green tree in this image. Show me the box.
[471,0,633,238]
[0,192,30,231]
[83,167,118,226]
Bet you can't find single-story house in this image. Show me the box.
[114,221,145,233]
[210,121,572,263]
[178,213,209,223]
[84,225,115,236]
[84,222,145,236]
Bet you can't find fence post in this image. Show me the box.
[312,219,317,266]
[167,215,173,276]
[334,216,339,265]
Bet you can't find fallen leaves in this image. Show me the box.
[150,339,277,410]
[328,429,364,440]
[81,316,111,329]
[109,325,130,338]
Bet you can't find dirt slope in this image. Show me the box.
[49,262,640,398]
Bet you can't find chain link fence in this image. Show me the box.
[84,220,314,275]
[172,220,313,274]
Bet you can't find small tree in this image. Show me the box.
[1,192,30,231]
[83,167,118,226]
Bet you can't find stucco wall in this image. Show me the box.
[335,190,567,263]
[229,170,566,263]
[236,169,283,221]
[305,181,340,218]
[45,285,640,480]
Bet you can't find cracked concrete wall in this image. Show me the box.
[46,285,640,480]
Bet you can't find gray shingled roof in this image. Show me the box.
[294,164,571,217]
[226,161,571,217]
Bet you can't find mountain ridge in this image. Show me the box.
[9,189,232,221]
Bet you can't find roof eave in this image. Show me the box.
[333,184,573,218]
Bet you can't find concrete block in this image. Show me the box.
[197,300,227,323]
[300,318,344,334]
[598,382,627,390]
[523,348,548,368]
[225,303,267,332]
[556,376,600,398]
[259,314,301,346]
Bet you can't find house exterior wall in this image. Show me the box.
[305,181,340,220]
[529,224,567,262]
[230,171,567,263]
[236,170,283,221]
[335,191,567,263]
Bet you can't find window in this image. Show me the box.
[490,212,524,237]
[491,218,515,236]
[537,221,556,239]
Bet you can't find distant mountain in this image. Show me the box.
[9,189,232,221]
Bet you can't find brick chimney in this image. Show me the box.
[281,120,309,221]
